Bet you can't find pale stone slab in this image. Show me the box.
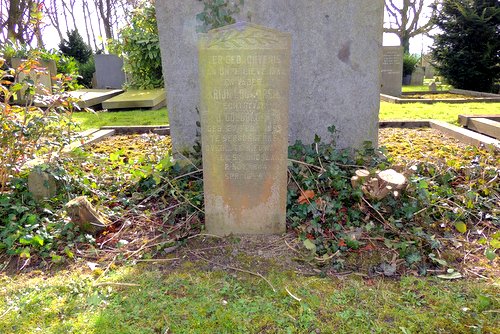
[466,118,500,139]
[156,0,384,152]
[68,89,123,108]
[102,89,166,110]
[199,23,291,235]
[381,46,403,97]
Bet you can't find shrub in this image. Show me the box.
[431,0,500,93]
[59,30,93,64]
[109,5,163,89]
[403,53,421,77]
[0,55,79,192]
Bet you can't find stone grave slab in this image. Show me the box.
[381,46,403,97]
[199,22,291,235]
[156,0,384,152]
[102,89,166,110]
[11,58,56,102]
[94,54,126,89]
[68,89,123,108]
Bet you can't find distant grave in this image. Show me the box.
[199,23,291,235]
[156,0,384,152]
[11,58,56,102]
[102,89,166,110]
[381,46,403,97]
[410,66,425,86]
[68,89,123,108]
[94,54,126,89]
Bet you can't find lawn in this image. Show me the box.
[71,102,499,131]
[1,253,498,334]
[379,101,499,124]
[72,108,169,130]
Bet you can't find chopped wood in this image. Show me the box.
[65,196,110,234]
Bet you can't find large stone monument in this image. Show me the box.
[199,23,291,235]
[156,0,384,152]
[381,46,403,97]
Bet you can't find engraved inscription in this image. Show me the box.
[199,22,291,235]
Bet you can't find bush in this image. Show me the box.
[403,53,421,77]
[59,30,93,64]
[431,0,500,93]
[77,58,95,88]
[0,55,79,192]
[109,5,163,89]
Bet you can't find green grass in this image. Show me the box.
[72,108,169,130]
[380,102,500,124]
[402,84,452,92]
[71,102,499,131]
[0,264,498,333]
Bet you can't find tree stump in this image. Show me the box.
[65,196,110,234]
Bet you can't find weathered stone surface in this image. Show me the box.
[102,89,166,110]
[199,23,290,235]
[156,0,384,151]
[27,164,59,201]
[65,196,110,234]
[381,46,403,97]
[94,54,126,89]
[12,58,56,100]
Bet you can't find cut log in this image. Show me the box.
[377,169,406,190]
[65,196,110,234]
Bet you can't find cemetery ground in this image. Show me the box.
[1,102,499,333]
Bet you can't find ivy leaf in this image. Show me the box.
[489,239,500,249]
[455,222,467,234]
[484,248,496,261]
[303,239,316,253]
[429,253,448,267]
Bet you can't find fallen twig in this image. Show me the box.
[94,282,140,287]
[285,287,302,302]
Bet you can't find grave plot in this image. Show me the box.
[46,125,498,278]
[381,89,500,104]
[102,89,166,110]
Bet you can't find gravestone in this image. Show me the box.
[156,0,384,152]
[94,54,126,89]
[410,66,425,86]
[199,23,291,235]
[381,46,403,97]
[11,58,56,99]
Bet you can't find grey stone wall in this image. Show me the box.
[156,0,384,151]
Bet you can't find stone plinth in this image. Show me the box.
[199,23,290,235]
[381,46,403,97]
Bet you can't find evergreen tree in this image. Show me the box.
[59,30,93,64]
[431,0,500,93]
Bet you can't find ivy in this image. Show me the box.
[196,0,244,33]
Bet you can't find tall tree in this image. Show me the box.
[431,0,499,93]
[384,0,440,53]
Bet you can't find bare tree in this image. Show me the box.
[0,0,46,46]
[45,0,64,41]
[384,0,440,53]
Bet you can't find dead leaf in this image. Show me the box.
[298,190,315,204]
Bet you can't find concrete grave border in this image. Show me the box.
[381,89,500,104]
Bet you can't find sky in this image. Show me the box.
[36,1,436,56]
